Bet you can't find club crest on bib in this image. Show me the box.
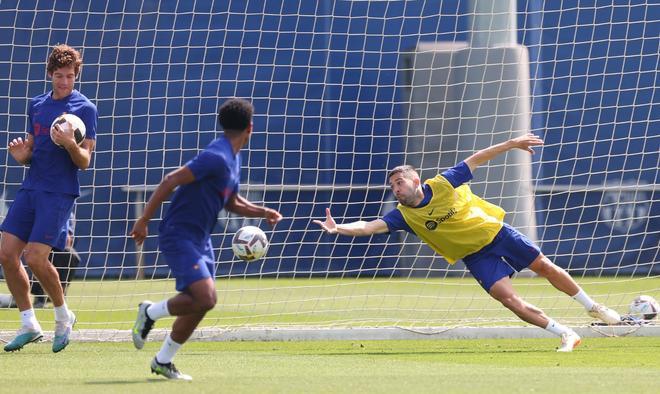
[425,220,438,230]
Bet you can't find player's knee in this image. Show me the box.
[530,256,557,278]
[0,250,19,270]
[0,245,20,264]
[194,293,217,312]
[499,294,525,313]
[23,250,49,271]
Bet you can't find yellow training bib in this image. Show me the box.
[397,175,505,263]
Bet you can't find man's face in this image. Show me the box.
[389,172,419,207]
[49,65,77,99]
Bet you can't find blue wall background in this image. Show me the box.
[0,0,657,278]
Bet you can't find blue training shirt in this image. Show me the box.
[382,161,473,233]
[23,90,97,197]
[159,136,241,243]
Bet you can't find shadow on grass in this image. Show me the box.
[85,378,171,385]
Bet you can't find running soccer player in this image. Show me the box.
[0,44,97,352]
[130,98,282,380]
[313,134,620,352]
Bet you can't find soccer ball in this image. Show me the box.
[628,295,659,321]
[51,113,86,147]
[232,226,269,261]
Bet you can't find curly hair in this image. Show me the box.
[217,98,253,135]
[47,44,83,76]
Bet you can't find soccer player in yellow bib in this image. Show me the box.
[313,133,620,352]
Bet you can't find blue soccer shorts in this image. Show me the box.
[158,234,216,292]
[1,189,74,250]
[462,223,541,292]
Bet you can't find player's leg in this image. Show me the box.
[23,243,64,306]
[489,276,581,352]
[132,276,217,346]
[0,189,36,311]
[0,233,31,310]
[488,276,549,327]
[0,232,44,351]
[132,237,216,347]
[528,254,620,325]
[0,190,44,351]
[26,191,76,352]
[149,278,215,381]
[23,242,76,352]
[143,278,215,381]
[496,224,621,326]
[465,251,581,352]
[134,238,216,380]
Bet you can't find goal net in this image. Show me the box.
[0,0,657,341]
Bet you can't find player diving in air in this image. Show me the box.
[314,133,620,352]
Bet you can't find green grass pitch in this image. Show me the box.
[2,338,660,393]
[0,277,659,392]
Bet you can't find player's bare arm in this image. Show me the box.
[225,194,282,226]
[130,166,195,245]
[464,133,543,173]
[7,134,34,165]
[51,123,96,170]
[313,207,389,236]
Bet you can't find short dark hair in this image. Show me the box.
[218,98,253,135]
[387,165,417,181]
[47,44,83,76]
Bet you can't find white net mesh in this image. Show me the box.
[0,1,657,339]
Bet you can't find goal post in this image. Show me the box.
[0,0,658,342]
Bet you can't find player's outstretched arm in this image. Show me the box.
[313,208,389,237]
[130,166,195,245]
[464,133,543,173]
[8,134,34,165]
[226,194,282,226]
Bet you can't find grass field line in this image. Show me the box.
[1,324,658,344]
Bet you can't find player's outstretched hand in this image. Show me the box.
[312,208,338,234]
[130,218,148,246]
[510,133,544,154]
[264,208,283,226]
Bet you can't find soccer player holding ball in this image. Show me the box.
[0,44,97,352]
[130,98,282,380]
[314,134,620,352]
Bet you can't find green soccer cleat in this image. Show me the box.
[150,357,192,381]
[4,327,43,352]
[132,301,155,350]
[52,311,76,353]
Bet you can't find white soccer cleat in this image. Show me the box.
[53,311,76,353]
[588,304,621,325]
[557,331,581,352]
